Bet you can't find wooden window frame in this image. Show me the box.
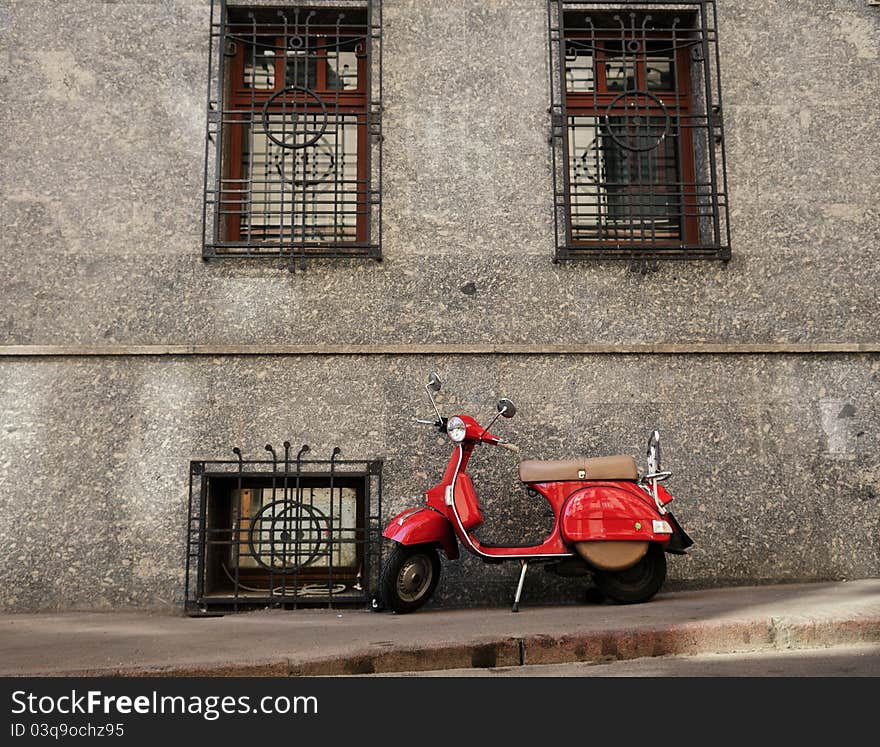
[564,33,700,247]
[222,26,370,246]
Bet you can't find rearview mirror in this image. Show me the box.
[427,372,442,393]
[497,398,516,418]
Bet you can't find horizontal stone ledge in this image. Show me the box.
[1,343,879,357]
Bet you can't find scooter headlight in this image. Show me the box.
[447,416,467,443]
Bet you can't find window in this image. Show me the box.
[186,446,384,610]
[202,1,382,263]
[548,1,730,260]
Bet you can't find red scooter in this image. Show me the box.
[378,373,693,613]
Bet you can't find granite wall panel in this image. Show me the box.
[1,1,878,610]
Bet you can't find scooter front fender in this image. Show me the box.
[383,507,460,560]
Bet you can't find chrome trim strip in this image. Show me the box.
[396,507,424,526]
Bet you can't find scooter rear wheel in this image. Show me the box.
[380,543,441,614]
[593,542,667,604]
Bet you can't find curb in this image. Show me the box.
[16,615,880,678]
[289,616,880,676]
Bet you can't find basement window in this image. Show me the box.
[186,446,383,611]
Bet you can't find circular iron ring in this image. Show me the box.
[261,86,329,150]
[247,500,326,573]
[603,90,671,153]
[272,140,337,187]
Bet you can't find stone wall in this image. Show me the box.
[1,1,878,611]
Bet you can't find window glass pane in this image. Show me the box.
[284,50,318,90]
[567,116,602,240]
[565,42,594,92]
[327,48,359,90]
[604,44,637,91]
[243,44,275,89]
[602,116,680,238]
[242,114,360,243]
[567,115,681,241]
[645,41,676,90]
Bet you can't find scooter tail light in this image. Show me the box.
[652,519,674,535]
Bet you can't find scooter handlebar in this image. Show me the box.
[497,442,520,454]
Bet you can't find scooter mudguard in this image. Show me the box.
[383,507,460,559]
[665,511,694,553]
[560,483,672,545]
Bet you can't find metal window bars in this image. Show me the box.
[202,1,383,267]
[185,442,383,612]
[547,1,730,260]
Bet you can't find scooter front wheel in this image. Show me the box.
[593,542,667,604]
[379,543,441,614]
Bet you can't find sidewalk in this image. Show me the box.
[1,580,878,677]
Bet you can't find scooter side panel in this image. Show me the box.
[453,473,484,531]
[383,508,460,559]
[560,483,671,544]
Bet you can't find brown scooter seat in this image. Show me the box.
[518,455,638,483]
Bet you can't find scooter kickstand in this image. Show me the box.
[512,560,529,613]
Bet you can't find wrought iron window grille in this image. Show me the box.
[202,1,383,268]
[185,442,383,612]
[547,1,731,261]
